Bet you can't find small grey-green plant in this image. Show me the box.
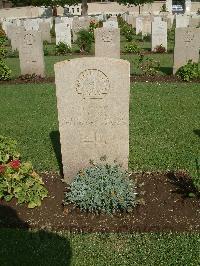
[64,164,138,214]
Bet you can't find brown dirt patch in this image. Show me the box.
[0,172,199,232]
[0,75,199,85]
[0,76,55,85]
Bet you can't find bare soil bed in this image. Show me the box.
[0,75,200,85]
[0,172,199,232]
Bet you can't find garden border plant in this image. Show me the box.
[0,135,48,208]
[64,163,139,215]
[176,60,200,81]
[0,36,11,80]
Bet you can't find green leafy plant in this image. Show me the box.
[138,53,160,76]
[176,60,200,81]
[192,159,200,194]
[76,29,93,53]
[55,42,72,55]
[0,36,7,58]
[188,159,200,198]
[121,24,135,42]
[0,24,6,37]
[7,49,19,58]
[0,135,20,164]
[124,42,141,53]
[43,40,50,45]
[0,37,11,80]
[64,164,138,214]
[43,46,49,56]
[167,26,175,43]
[89,20,98,40]
[50,19,55,38]
[0,161,48,208]
[153,44,166,53]
[0,60,11,80]
[160,3,167,12]
[0,136,48,208]
[118,15,126,28]
[142,34,151,42]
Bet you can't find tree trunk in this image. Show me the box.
[81,0,88,17]
[53,6,57,17]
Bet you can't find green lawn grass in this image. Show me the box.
[0,80,199,265]
[0,82,199,175]
[5,52,174,78]
[0,230,199,266]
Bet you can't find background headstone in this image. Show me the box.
[55,23,71,46]
[10,25,25,51]
[142,17,152,36]
[151,21,167,51]
[94,28,120,59]
[19,31,45,77]
[166,0,172,13]
[39,22,51,43]
[72,17,90,42]
[176,15,190,28]
[103,21,118,29]
[185,0,192,14]
[54,57,130,183]
[136,17,143,35]
[173,27,200,74]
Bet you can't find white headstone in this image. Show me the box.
[173,27,200,74]
[103,21,118,29]
[95,28,120,59]
[136,17,143,35]
[54,57,130,183]
[55,23,71,46]
[176,15,190,28]
[19,31,45,77]
[10,25,25,51]
[151,21,167,51]
[39,22,51,43]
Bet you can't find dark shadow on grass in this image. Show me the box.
[166,171,199,198]
[0,205,72,266]
[160,67,173,75]
[0,204,29,229]
[193,129,200,138]
[50,131,63,176]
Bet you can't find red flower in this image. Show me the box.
[0,165,5,174]
[9,160,21,170]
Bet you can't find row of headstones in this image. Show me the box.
[122,14,200,73]
[55,15,118,45]
[123,13,200,35]
[1,17,53,33]
[7,14,200,78]
[54,17,200,183]
[4,14,118,51]
[11,15,118,77]
[96,24,200,75]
